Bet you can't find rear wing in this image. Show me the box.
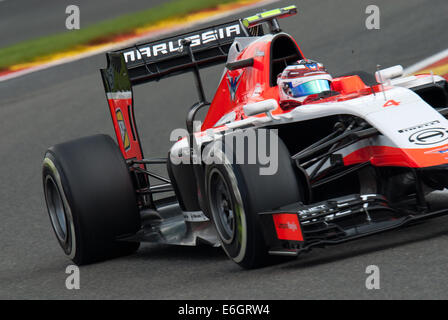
[103,20,252,87]
[100,4,298,87]
[99,19,262,161]
[100,5,297,162]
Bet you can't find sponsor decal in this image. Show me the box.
[116,109,131,151]
[272,213,303,241]
[227,72,243,101]
[251,83,263,97]
[123,24,241,64]
[408,127,448,145]
[398,120,440,133]
[383,99,400,107]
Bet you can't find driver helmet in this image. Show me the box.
[277,59,333,104]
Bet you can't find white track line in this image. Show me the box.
[403,48,448,75]
[0,0,280,82]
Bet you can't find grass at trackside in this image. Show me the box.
[0,0,245,70]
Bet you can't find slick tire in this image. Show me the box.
[204,129,303,269]
[42,134,141,265]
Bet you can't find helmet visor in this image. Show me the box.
[287,79,331,98]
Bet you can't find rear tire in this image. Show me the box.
[204,129,303,268]
[42,134,141,265]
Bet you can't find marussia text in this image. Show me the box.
[178,304,270,317]
[123,24,241,63]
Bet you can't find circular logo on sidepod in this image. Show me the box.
[408,127,448,145]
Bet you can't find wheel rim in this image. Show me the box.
[45,175,68,242]
[209,169,236,244]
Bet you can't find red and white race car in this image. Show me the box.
[42,5,448,269]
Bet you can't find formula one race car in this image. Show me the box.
[42,5,448,268]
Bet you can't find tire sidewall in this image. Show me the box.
[204,129,303,268]
[42,134,140,265]
[42,152,78,260]
[206,162,250,264]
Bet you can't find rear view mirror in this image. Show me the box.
[375,65,403,83]
[226,58,254,71]
[244,99,279,117]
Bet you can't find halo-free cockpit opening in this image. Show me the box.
[270,34,303,86]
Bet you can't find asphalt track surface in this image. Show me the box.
[1,0,448,299]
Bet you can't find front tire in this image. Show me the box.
[205,129,303,268]
[42,134,141,265]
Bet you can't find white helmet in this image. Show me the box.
[277,60,333,105]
